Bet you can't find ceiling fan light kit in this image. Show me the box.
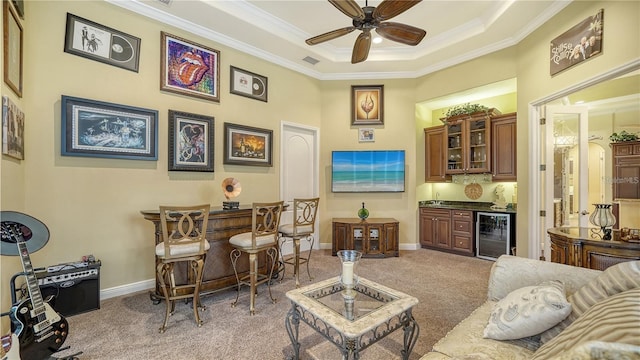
[306,0,427,64]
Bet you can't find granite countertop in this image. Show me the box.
[418,200,517,213]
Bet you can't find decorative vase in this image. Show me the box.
[358,202,369,220]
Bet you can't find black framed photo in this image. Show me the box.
[230,66,268,102]
[64,13,141,72]
[351,85,384,126]
[61,95,158,160]
[168,110,214,172]
[223,122,272,167]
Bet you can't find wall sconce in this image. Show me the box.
[589,204,616,240]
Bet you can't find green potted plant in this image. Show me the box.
[609,130,639,142]
[440,103,500,123]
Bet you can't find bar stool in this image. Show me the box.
[278,198,319,287]
[156,204,210,333]
[229,201,283,315]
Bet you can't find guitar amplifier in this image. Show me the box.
[35,261,101,316]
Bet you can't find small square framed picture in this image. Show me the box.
[359,128,375,142]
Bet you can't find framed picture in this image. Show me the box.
[351,85,384,125]
[2,96,24,160]
[3,1,23,97]
[223,122,272,167]
[550,9,603,76]
[11,0,23,19]
[168,110,214,172]
[230,66,268,102]
[61,95,158,160]
[161,32,220,102]
[64,13,141,72]
[358,128,375,142]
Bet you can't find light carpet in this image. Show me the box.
[53,249,493,360]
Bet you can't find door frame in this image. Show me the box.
[527,59,640,260]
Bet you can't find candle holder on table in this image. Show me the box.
[337,250,362,320]
[589,204,616,240]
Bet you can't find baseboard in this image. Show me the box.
[318,243,420,250]
[101,278,155,300]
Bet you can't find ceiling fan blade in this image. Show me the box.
[373,0,422,22]
[306,27,356,45]
[329,0,365,20]
[376,22,426,46]
[351,30,371,64]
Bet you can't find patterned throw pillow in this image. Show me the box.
[532,289,640,360]
[540,260,640,343]
[483,280,571,340]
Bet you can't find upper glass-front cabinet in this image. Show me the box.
[446,115,491,174]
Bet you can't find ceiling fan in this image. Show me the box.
[305,0,427,64]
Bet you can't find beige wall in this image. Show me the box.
[0,0,323,332]
[1,0,638,333]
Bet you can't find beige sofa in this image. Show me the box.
[420,255,640,360]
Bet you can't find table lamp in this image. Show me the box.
[589,204,616,240]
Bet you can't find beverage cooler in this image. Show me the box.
[476,212,515,260]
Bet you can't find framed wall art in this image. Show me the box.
[11,0,24,19]
[161,32,220,102]
[2,96,24,160]
[61,95,158,160]
[3,0,23,97]
[223,123,272,167]
[168,110,214,172]
[230,66,268,102]
[351,85,384,126]
[550,9,603,76]
[64,13,141,72]
[358,128,375,142]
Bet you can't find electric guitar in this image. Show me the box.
[3,222,69,360]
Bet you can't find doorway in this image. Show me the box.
[280,121,320,255]
[528,60,640,259]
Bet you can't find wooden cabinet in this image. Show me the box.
[548,227,640,270]
[419,208,451,250]
[445,113,491,174]
[451,210,474,254]
[491,113,517,181]
[611,141,640,200]
[332,218,399,258]
[424,125,450,182]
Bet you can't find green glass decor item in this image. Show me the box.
[358,202,369,220]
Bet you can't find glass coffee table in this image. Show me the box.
[285,277,419,360]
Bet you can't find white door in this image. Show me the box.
[280,122,319,254]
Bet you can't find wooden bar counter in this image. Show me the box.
[547,227,640,270]
[141,205,268,299]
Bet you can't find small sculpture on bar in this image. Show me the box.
[589,203,616,240]
[221,177,241,210]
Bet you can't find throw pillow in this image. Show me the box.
[532,288,640,360]
[540,260,640,343]
[483,280,571,341]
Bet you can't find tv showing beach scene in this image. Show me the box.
[331,150,405,192]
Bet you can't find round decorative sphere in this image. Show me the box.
[358,205,369,220]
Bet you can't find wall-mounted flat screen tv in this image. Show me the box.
[332,150,405,193]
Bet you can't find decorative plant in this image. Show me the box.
[444,103,490,120]
[609,130,639,142]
